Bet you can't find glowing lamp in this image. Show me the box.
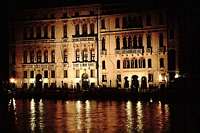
[174,73,179,79]
[9,78,16,83]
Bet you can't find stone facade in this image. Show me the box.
[8,3,179,90]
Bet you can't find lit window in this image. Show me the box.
[76,49,80,62]
[82,49,88,61]
[90,49,95,61]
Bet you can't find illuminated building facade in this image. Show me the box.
[8,3,179,90]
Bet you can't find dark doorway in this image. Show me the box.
[35,74,42,91]
[124,76,129,89]
[82,73,89,90]
[141,76,147,92]
[131,75,139,93]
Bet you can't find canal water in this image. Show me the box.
[4,98,200,133]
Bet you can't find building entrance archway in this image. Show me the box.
[35,74,42,90]
[82,73,89,90]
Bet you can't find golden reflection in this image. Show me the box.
[30,99,36,132]
[136,101,143,132]
[126,100,133,132]
[85,100,91,133]
[76,100,82,130]
[39,99,44,131]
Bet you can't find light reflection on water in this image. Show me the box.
[8,99,171,133]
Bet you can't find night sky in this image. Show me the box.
[3,0,200,81]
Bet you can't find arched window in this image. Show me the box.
[63,24,67,38]
[23,50,27,63]
[148,59,152,68]
[138,34,143,48]
[30,50,34,63]
[123,58,129,68]
[115,17,120,28]
[102,37,106,50]
[117,60,120,69]
[64,49,67,63]
[133,35,137,48]
[147,33,151,48]
[37,50,42,63]
[135,59,138,68]
[139,58,142,68]
[128,36,132,49]
[90,23,94,35]
[126,59,130,68]
[90,49,95,61]
[160,58,164,68]
[123,36,127,49]
[143,58,146,68]
[116,36,120,50]
[123,60,126,68]
[82,49,88,61]
[75,49,80,62]
[159,33,164,47]
[51,25,55,39]
[44,25,48,38]
[51,50,55,63]
[82,24,87,35]
[44,50,48,63]
[75,24,79,36]
[131,58,135,68]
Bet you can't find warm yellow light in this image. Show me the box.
[9,78,16,83]
[174,73,179,78]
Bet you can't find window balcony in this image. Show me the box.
[72,36,96,42]
[23,38,55,44]
[115,48,143,54]
[72,62,96,68]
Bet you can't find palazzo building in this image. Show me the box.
[8,3,180,90]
